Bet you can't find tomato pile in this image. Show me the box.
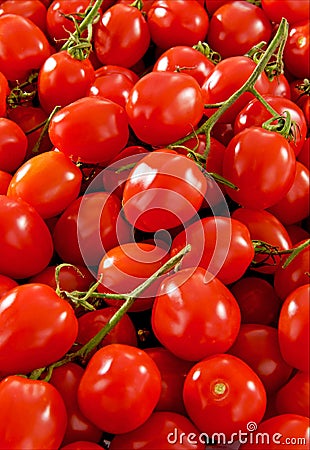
[0,0,309,449]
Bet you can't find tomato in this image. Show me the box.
[232,208,292,274]
[109,411,206,449]
[153,45,215,87]
[88,71,134,109]
[183,354,267,438]
[7,150,82,219]
[234,95,308,156]
[117,0,155,14]
[97,243,169,312]
[94,3,150,68]
[170,216,254,285]
[0,375,67,449]
[145,347,194,415]
[60,443,103,450]
[240,414,310,449]
[223,127,296,210]
[126,72,204,146]
[0,169,11,194]
[229,276,281,326]
[261,0,309,24]
[94,64,139,84]
[0,71,9,118]
[147,0,209,50]
[48,97,129,164]
[152,267,241,361]
[0,274,18,299]
[0,14,50,81]
[285,224,310,246]
[276,371,310,418]
[268,162,310,225]
[0,195,53,279]
[122,150,207,232]
[284,20,309,80]
[78,344,161,434]
[38,51,95,114]
[278,284,310,373]
[0,283,78,375]
[202,56,270,124]
[207,1,272,59]
[0,0,47,32]
[0,117,27,173]
[298,137,309,170]
[267,73,291,98]
[50,363,103,445]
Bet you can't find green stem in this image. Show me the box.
[32,106,61,154]
[283,239,310,269]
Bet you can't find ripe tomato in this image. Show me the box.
[94,3,150,68]
[0,169,11,194]
[223,127,296,210]
[94,64,139,84]
[60,443,103,450]
[78,344,162,434]
[0,274,18,299]
[122,150,207,232]
[0,283,78,375]
[183,354,267,438]
[298,137,309,170]
[48,97,129,164]
[261,0,309,24]
[283,20,309,80]
[276,371,310,418]
[7,150,82,219]
[267,73,291,98]
[0,117,27,173]
[0,0,47,32]
[126,72,204,146]
[88,71,134,109]
[0,195,53,279]
[207,1,272,59]
[278,284,309,373]
[0,375,67,449]
[0,13,50,81]
[152,267,241,361]
[147,0,209,50]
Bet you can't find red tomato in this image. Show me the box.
[183,354,267,437]
[0,71,8,117]
[267,74,291,98]
[94,64,139,84]
[0,274,18,299]
[261,0,309,24]
[126,72,204,146]
[50,363,103,445]
[298,137,309,170]
[0,118,27,173]
[0,195,53,279]
[285,224,310,246]
[122,150,207,232]
[278,284,310,373]
[7,150,82,219]
[61,443,103,450]
[207,1,272,59]
[0,14,50,81]
[171,216,254,285]
[0,283,78,375]
[48,97,129,164]
[229,276,281,326]
[147,0,209,50]
[94,3,150,68]
[152,267,241,361]
[276,371,310,418]
[223,127,296,210]
[78,344,162,434]
[0,375,67,449]
[88,71,134,109]
[0,0,47,31]
[109,411,206,449]
[0,169,11,194]
[283,20,309,80]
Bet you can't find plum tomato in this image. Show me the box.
[0,117,27,173]
[275,371,310,418]
[283,20,309,80]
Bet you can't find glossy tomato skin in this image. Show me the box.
[207,1,272,59]
[48,97,129,164]
[0,283,78,375]
[276,371,310,418]
[283,20,309,80]
[0,0,47,32]
[7,150,82,219]
[60,443,103,450]
[0,117,27,173]
[152,267,241,361]
[126,72,204,146]
[94,3,150,68]
[109,411,206,450]
[0,169,11,194]
[223,127,296,210]
[278,284,310,373]
[0,71,9,117]
[0,274,18,299]
[0,375,67,449]
[183,354,267,437]
[78,344,162,434]
[261,0,309,24]
[88,72,134,109]
[0,14,51,81]
[0,195,53,279]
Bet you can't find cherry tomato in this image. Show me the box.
[7,150,82,219]
[0,195,53,279]
[223,127,296,210]
[0,169,11,194]
[78,344,162,434]
[152,267,241,361]
[94,3,150,68]
[298,137,309,170]
[183,354,267,437]
[0,375,67,449]
[0,13,50,81]
[0,274,18,299]
[285,224,310,246]
[94,64,139,84]
[89,71,134,109]
[0,0,47,32]
[126,72,204,146]
[261,0,309,24]
[276,371,310,418]
[278,284,310,373]
[0,283,78,375]
[48,97,129,164]
[0,117,27,172]
[122,149,207,232]
[283,20,309,80]
[207,1,272,59]
[0,71,9,118]
[147,0,209,50]
[267,73,291,98]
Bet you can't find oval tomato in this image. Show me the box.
[261,0,309,24]
[276,371,310,418]
[0,0,47,31]
[283,20,309,80]
[0,117,27,173]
